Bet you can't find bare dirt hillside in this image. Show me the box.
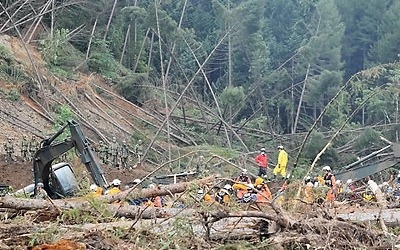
[0,34,164,189]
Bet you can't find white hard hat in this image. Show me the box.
[112,179,121,186]
[336,180,341,185]
[346,179,352,184]
[90,184,98,191]
[305,176,311,181]
[277,145,284,149]
[224,184,232,190]
[148,184,156,188]
[306,182,314,187]
[322,166,331,171]
[246,184,254,190]
[197,189,204,194]
[37,182,44,188]
[261,147,266,152]
[133,179,141,184]
[241,169,247,174]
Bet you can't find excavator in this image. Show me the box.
[32,120,109,198]
[335,137,400,183]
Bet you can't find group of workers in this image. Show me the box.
[198,169,275,206]
[255,145,289,180]
[2,135,39,162]
[94,137,143,168]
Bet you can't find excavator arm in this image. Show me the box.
[335,141,400,182]
[33,120,108,198]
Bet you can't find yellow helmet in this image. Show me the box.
[254,177,264,186]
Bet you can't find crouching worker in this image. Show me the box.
[254,177,272,206]
[87,184,103,197]
[215,184,232,205]
[240,184,257,203]
[145,184,165,207]
[232,181,249,200]
[106,179,122,195]
[35,182,48,200]
[197,188,213,203]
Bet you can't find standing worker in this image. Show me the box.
[322,166,336,202]
[273,145,288,179]
[255,148,268,178]
[135,139,144,165]
[4,137,15,162]
[29,135,39,161]
[120,141,130,169]
[108,136,119,168]
[20,134,30,162]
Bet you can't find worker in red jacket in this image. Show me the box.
[255,147,268,178]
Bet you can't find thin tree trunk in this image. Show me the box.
[133,28,150,72]
[103,0,118,41]
[147,31,154,76]
[85,17,97,60]
[154,0,172,172]
[293,64,310,133]
[120,24,130,64]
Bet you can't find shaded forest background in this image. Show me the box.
[1,0,400,176]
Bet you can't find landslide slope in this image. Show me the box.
[0,34,172,189]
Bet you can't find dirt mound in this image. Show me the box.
[0,155,33,189]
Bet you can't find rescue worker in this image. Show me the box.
[255,147,268,178]
[255,178,272,205]
[233,170,251,199]
[4,137,14,162]
[106,179,122,195]
[28,135,39,160]
[303,181,315,203]
[97,140,108,164]
[241,184,256,203]
[108,136,119,168]
[344,179,355,194]
[197,189,213,203]
[20,134,29,162]
[273,145,288,179]
[134,139,144,164]
[35,182,48,199]
[146,184,164,207]
[215,184,231,205]
[322,166,336,202]
[235,169,252,184]
[119,141,130,168]
[88,184,103,197]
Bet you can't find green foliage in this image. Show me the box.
[5,88,20,101]
[115,73,149,104]
[301,132,339,168]
[0,45,11,59]
[353,128,381,151]
[87,39,120,78]
[218,86,245,113]
[28,223,61,247]
[39,29,69,65]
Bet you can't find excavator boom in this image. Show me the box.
[33,120,108,198]
[335,142,400,182]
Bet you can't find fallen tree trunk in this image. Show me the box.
[108,175,218,203]
[0,195,192,220]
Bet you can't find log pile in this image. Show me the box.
[0,177,399,249]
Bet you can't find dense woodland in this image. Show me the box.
[1,0,400,171]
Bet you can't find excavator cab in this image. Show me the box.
[49,162,79,197]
